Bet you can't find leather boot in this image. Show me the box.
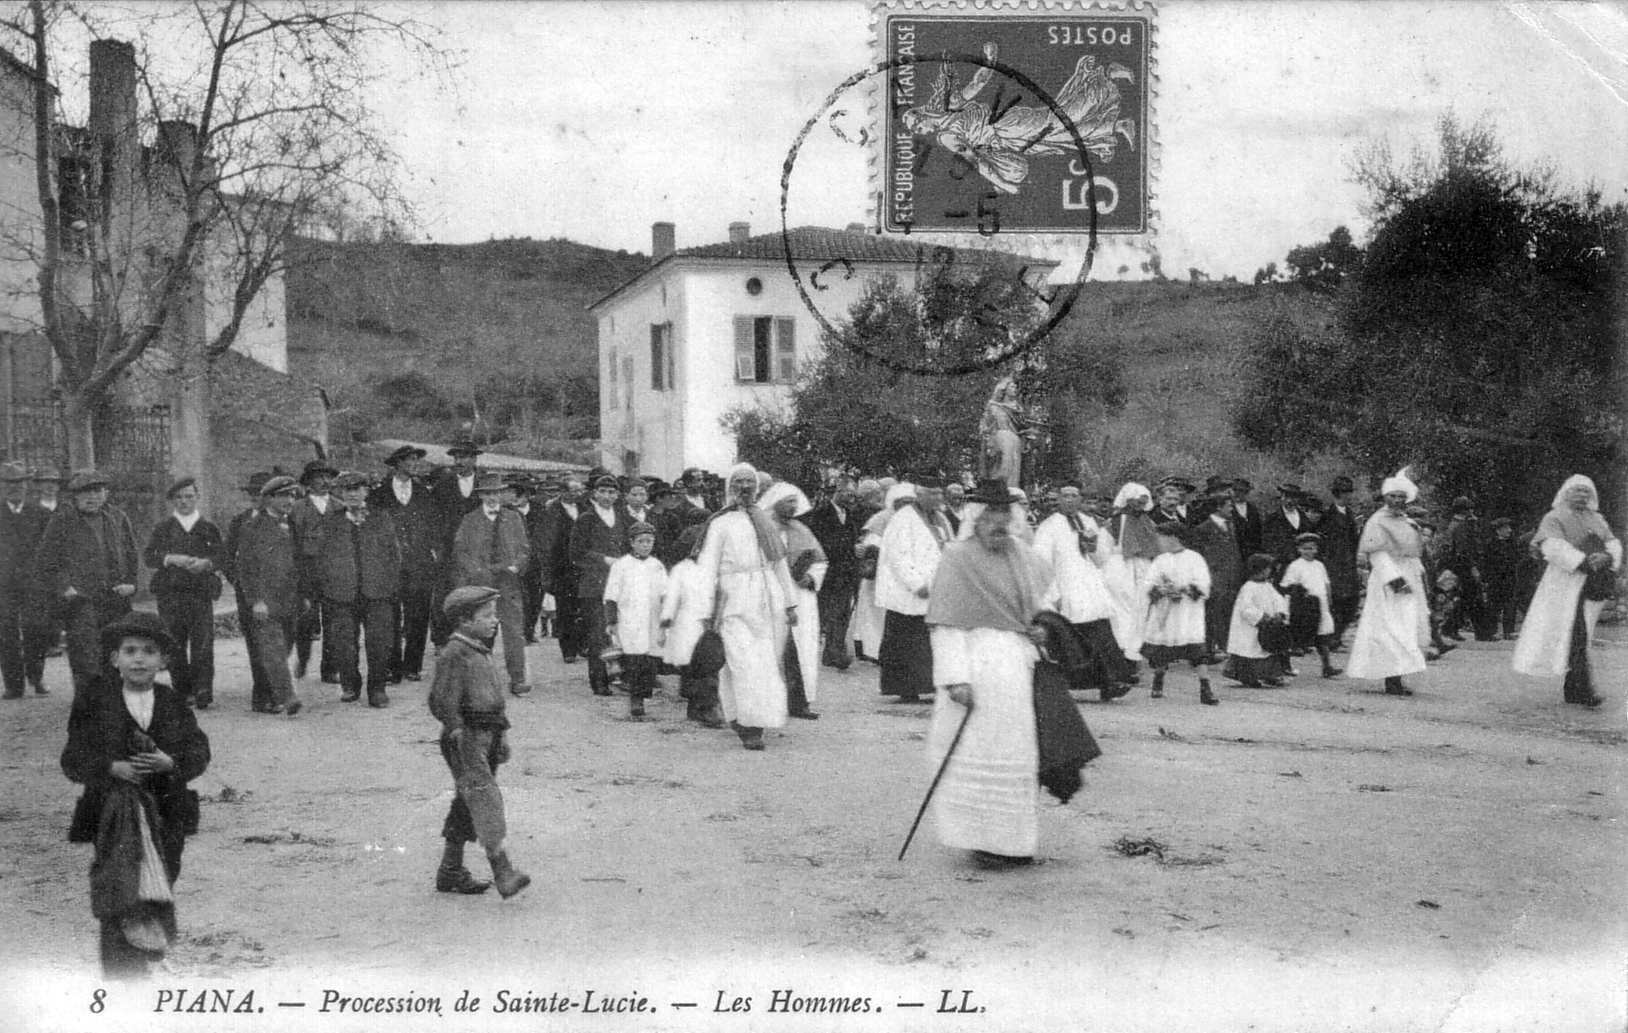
[436,840,491,894]
[1199,679,1218,706]
[488,850,532,899]
[1150,670,1165,699]
[1384,676,1413,696]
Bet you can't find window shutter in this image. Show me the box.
[650,325,662,391]
[665,326,676,390]
[774,318,796,382]
[734,316,755,382]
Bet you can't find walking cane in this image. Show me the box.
[898,699,974,861]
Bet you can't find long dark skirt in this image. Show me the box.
[1561,596,1596,703]
[879,610,933,699]
[1071,619,1132,689]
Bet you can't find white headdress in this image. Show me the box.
[758,480,811,517]
[1113,481,1151,511]
[1380,466,1418,503]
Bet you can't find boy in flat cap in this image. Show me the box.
[143,477,225,708]
[453,474,532,695]
[62,612,210,976]
[37,470,140,702]
[233,476,305,714]
[428,586,531,898]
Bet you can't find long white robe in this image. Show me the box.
[1280,556,1335,635]
[604,555,668,655]
[848,514,889,658]
[927,626,1039,857]
[782,530,828,705]
[1513,536,1622,677]
[1346,510,1429,680]
[1033,512,1114,623]
[659,558,709,667]
[697,511,794,728]
[1099,517,1152,660]
[1228,579,1288,658]
[876,506,948,615]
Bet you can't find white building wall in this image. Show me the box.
[0,66,42,334]
[594,272,686,477]
[203,242,288,372]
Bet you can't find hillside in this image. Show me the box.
[284,236,1340,490]
[284,236,651,458]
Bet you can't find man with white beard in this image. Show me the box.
[695,464,798,751]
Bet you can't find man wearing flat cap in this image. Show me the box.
[0,462,49,698]
[316,472,402,707]
[290,459,340,682]
[1229,478,1264,559]
[453,474,532,695]
[224,471,274,701]
[142,477,224,708]
[569,473,630,694]
[370,445,441,682]
[233,476,305,714]
[36,470,140,702]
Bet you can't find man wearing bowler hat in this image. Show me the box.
[290,459,340,682]
[370,444,441,682]
[569,473,630,695]
[430,439,484,644]
[1320,476,1363,644]
[453,473,532,695]
[316,471,401,707]
[0,462,49,697]
[1230,478,1264,559]
[36,470,140,701]
[1262,483,1320,579]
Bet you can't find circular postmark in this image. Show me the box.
[779,52,1098,377]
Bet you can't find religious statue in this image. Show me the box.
[978,375,1024,483]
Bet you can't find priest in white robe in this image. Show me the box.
[1346,469,1430,695]
[925,480,1049,868]
[695,464,797,750]
[1032,481,1132,698]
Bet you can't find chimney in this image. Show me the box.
[157,120,198,175]
[728,221,750,245]
[652,221,675,262]
[845,222,868,235]
[89,39,138,204]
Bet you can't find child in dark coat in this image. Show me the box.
[61,613,211,977]
[1481,517,1522,640]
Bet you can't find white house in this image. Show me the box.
[588,222,1059,478]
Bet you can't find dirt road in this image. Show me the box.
[3,629,1624,1033]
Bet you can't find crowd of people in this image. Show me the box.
[0,442,1619,973]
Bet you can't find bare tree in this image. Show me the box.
[1,0,453,465]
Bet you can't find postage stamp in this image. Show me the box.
[872,0,1156,236]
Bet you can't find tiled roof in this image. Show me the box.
[588,226,1057,312]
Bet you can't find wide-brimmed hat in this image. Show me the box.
[100,612,176,656]
[447,438,483,458]
[241,470,271,493]
[965,478,1012,507]
[591,474,620,491]
[67,469,110,493]
[31,464,63,483]
[383,445,428,468]
[1,461,28,482]
[473,472,512,494]
[299,459,339,485]
[1276,482,1304,498]
[332,471,372,491]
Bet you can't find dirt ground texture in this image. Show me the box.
[2,624,1624,1033]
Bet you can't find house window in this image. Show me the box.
[733,316,796,384]
[650,322,674,391]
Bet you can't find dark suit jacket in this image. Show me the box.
[804,501,862,591]
[315,511,402,604]
[36,504,139,604]
[452,508,530,589]
[1231,501,1264,559]
[0,501,48,593]
[143,516,225,598]
[429,468,482,548]
[569,504,629,600]
[234,511,302,619]
[62,678,210,874]
[1319,504,1362,598]
[368,478,442,577]
[1262,507,1319,573]
[1190,516,1243,598]
[222,504,261,586]
[516,503,549,575]
[538,498,581,592]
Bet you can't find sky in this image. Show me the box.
[365,1,1628,280]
